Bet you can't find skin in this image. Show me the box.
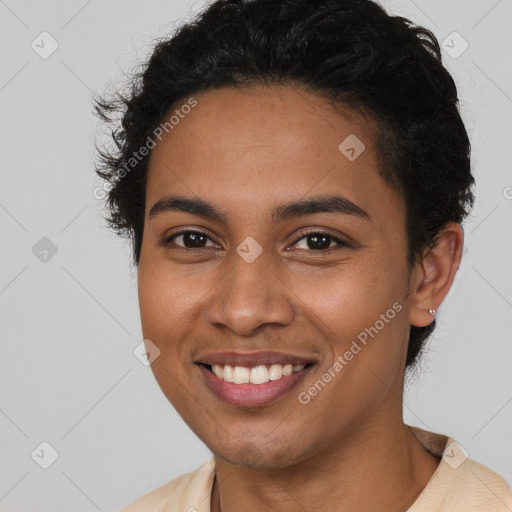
[137,85,464,511]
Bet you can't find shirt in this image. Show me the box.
[120,426,512,511]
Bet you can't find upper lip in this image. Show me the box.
[195,350,318,367]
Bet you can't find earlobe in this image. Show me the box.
[408,222,464,327]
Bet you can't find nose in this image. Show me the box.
[205,250,295,335]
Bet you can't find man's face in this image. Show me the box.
[138,85,413,468]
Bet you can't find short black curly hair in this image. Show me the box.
[94,0,475,368]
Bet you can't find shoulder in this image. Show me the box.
[408,426,512,511]
[443,457,512,510]
[119,458,215,512]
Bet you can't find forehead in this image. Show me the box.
[145,85,402,225]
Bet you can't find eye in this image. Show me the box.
[290,230,351,251]
[162,230,220,249]
[162,229,351,252]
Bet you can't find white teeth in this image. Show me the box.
[209,362,308,385]
[250,365,269,384]
[268,364,283,381]
[212,364,224,379]
[223,364,234,382]
[233,366,250,384]
[282,364,293,376]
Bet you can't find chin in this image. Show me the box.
[211,436,311,470]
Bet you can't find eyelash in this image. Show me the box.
[162,229,351,253]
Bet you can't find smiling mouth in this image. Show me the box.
[196,360,316,408]
[200,362,315,385]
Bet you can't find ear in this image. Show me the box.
[408,222,464,327]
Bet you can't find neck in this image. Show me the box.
[210,410,440,512]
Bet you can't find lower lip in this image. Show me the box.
[198,364,313,408]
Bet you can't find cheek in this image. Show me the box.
[296,261,404,340]
[298,260,409,396]
[137,261,204,413]
[138,259,204,340]
[294,290,407,444]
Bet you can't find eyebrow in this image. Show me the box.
[149,194,371,224]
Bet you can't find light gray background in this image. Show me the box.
[1,0,511,510]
